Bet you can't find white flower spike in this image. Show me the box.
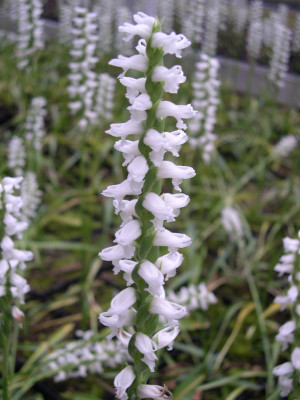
[99,11,194,398]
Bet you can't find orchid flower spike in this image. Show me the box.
[98,12,195,398]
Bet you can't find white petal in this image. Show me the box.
[155,251,183,280]
[153,326,179,350]
[114,220,141,246]
[157,101,196,129]
[291,347,300,370]
[135,332,158,372]
[150,297,187,321]
[154,228,192,252]
[138,260,164,296]
[127,156,149,182]
[138,384,172,400]
[114,366,135,400]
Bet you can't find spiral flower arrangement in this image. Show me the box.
[273,232,300,397]
[98,12,196,399]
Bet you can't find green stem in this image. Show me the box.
[0,295,12,400]
[9,320,19,377]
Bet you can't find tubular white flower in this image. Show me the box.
[143,193,175,223]
[109,54,148,77]
[102,179,143,201]
[152,65,186,93]
[114,220,141,246]
[154,229,192,253]
[138,260,164,296]
[119,13,153,41]
[283,236,300,253]
[163,130,189,155]
[273,135,298,158]
[273,362,293,376]
[114,366,135,400]
[120,77,147,102]
[275,285,299,309]
[114,140,141,166]
[135,332,158,372]
[12,306,25,327]
[99,310,136,338]
[128,94,152,123]
[291,347,300,370]
[114,259,137,286]
[157,161,196,191]
[155,251,184,280]
[114,199,138,226]
[150,297,187,322]
[151,32,191,58]
[162,193,190,213]
[276,321,296,351]
[144,129,189,166]
[153,325,179,350]
[127,156,149,182]
[274,253,295,276]
[99,244,135,262]
[157,101,196,130]
[106,119,143,139]
[138,384,173,399]
[100,289,137,337]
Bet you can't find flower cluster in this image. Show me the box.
[8,136,25,177]
[229,0,248,34]
[168,283,217,313]
[273,134,298,158]
[7,98,45,223]
[185,0,206,45]
[157,0,174,34]
[68,7,99,130]
[98,12,195,399]
[221,206,244,242]
[96,73,117,122]
[115,6,133,56]
[25,97,47,152]
[189,53,220,164]
[202,1,220,57]
[293,13,300,53]
[246,0,263,61]
[263,14,276,49]
[58,2,75,44]
[0,177,33,320]
[21,172,42,223]
[273,232,300,397]
[17,0,44,70]
[94,2,114,56]
[47,330,129,382]
[268,18,291,89]
[277,4,289,27]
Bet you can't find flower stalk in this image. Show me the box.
[99,12,196,399]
